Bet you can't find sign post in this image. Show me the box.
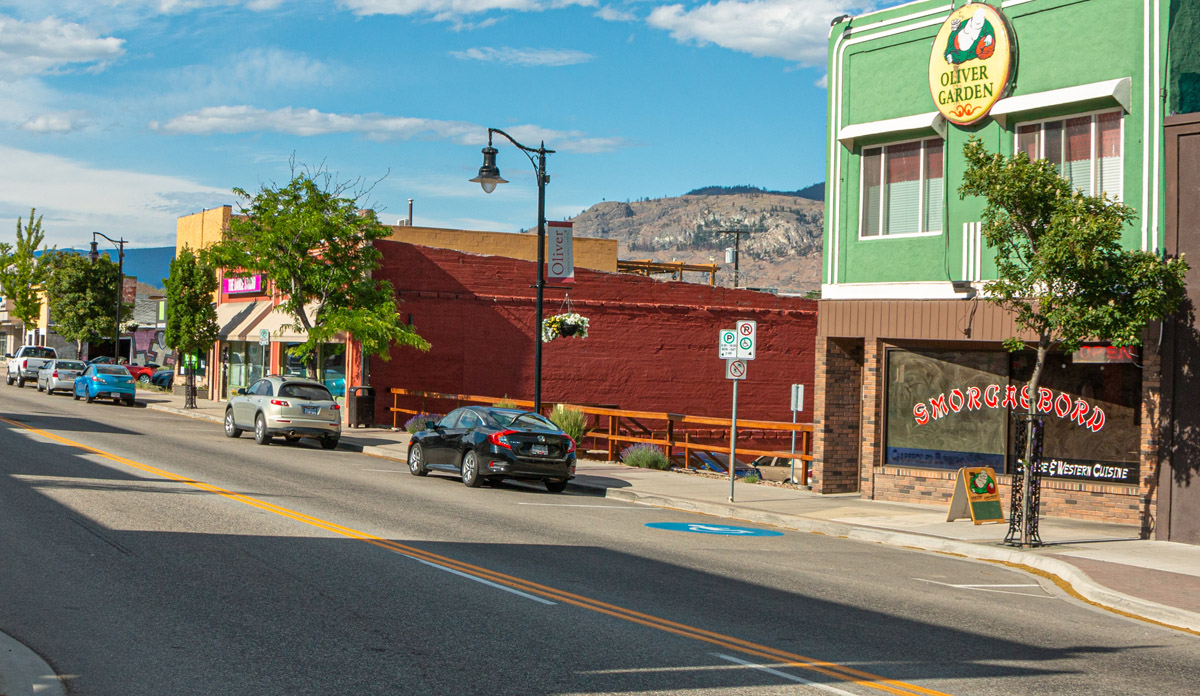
[720,320,756,502]
[789,383,804,484]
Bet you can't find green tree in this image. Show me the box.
[959,138,1189,546]
[164,247,219,409]
[44,251,126,358]
[0,208,52,338]
[207,167,428,378]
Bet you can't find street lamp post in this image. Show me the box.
[471,128,555,413]
[88,232,127,362]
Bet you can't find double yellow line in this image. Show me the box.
[1,415,951,696]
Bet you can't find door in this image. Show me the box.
[1162,114,1200,543]
[447,409,482,470]
[424,410,462,466]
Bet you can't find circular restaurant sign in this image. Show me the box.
[928,3,1014,125]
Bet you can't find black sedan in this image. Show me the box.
[407,406,576,492]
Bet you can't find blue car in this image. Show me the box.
[74,364,137,406]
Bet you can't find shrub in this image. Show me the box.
[620,443,671,470]
[404,414,441,434]
[493,397,520,409]
[743,474,761,484]
[550,404,587,443]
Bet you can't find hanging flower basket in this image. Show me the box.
[542,312,589,343]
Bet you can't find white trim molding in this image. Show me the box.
[962,222,983,282]
[821,281,974,300]
[837,112,948,150]
[990,77,1132,126]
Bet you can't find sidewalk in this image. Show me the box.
[130,388,1200,634]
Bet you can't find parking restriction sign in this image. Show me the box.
[719,329,737,358]
[725,359,747,380]
[735,320,756,360]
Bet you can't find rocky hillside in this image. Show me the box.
[570,187,824,295]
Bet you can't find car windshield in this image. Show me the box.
[278,383,333,401]
[489,410,558,431]
[57,361,86,371]
[25,348,55,358]
[97,366,128,376]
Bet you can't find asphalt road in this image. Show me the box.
[1,383,1198,695]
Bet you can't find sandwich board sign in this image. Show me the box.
[947,467,1005,524]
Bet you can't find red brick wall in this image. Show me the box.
[811,337,863,493]
[369,242,818,428]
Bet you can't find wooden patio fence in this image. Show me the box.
[389,388,814,485]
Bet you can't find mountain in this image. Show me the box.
[570,186,824,294]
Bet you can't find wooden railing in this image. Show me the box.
[389,388,813,484]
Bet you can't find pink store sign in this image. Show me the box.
[224,275,262,294]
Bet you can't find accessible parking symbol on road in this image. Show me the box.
[646,522,783,537]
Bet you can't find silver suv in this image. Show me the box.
[224,375,341,449]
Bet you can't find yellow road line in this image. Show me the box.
[0,415,952,696]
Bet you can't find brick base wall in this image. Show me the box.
[811,337,862,494]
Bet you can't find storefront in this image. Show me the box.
[816,0,1194,530]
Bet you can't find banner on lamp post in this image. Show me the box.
[122,276,138,304]
[547,221,574,283]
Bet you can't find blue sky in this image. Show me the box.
[0,0,881,249]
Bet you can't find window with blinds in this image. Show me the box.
[1014,110,1123,200]
[860,138,944,238]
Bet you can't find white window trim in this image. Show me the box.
[837,111,947,150]
[990,77,1132,127]
[1013,108,1124,200]
[858,136,945,241]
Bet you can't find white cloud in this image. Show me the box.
[647,0,873,65]
[595,5,636,21]
[151,105,634,153]
[450,46,594,66]
[814,73,827,88]
[171,47,340,95]
[0,145,229,247]
[0,15,124,78]
[339,0,596,21]
[0,1,283,25]
[21,112,83,133]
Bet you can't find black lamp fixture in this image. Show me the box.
[471,128,555,412]
[88,232,127,362]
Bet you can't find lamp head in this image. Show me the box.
[469,146,508,194]
[88,241,99,263]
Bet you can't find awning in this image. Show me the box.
[216,301,271,340]
[838,112,947,150]
[253,303,334,343]
[990,77,1132,126]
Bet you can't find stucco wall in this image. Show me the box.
[176,206,231,255]
[369,241,817,428]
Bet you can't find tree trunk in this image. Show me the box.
[1021,334,1050,547]
[185,353,197,409]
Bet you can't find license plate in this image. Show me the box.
[531,444,549,456]
[302,405,319,415]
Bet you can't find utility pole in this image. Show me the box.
[717,230,751,288]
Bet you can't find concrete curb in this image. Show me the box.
[145,402,222,424]
[583,486,1200,634]
[0,631,65,696]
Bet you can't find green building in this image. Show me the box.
[815,0,1200,538]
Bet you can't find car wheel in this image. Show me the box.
[544,479,569,493]
[72,387,80,401]
[138,374,150,383]
[460,450,482,488]
[85,391,94,404]
[319,436,339,450]
[36,382,43,392]
[224,409,242,438]
[4,374,11,386]
[254,414,272,445]
[408,444,428,476]
[125,396,136,407]
[16,376,24,388]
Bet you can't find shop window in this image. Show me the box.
[860,138,944,238]
[1015,110,1122,200]
[284,342,346,397]
[884,348,1142,484]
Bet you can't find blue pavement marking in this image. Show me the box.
[646,522,783,537]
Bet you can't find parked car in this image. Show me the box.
[224,375,341,449]
[5,346,57,387]
[124,363,159,383]
[37,359,88,395]
[407,406,576,492]
[73,364,137,406]
[150,368,174,389]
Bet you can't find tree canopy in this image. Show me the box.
[206,167,428,375]
[44,251,127,356]
[164,247,219,407]
[0,208,51,331]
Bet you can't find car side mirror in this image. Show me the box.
[235,388,247,396]
[425,421,437,430]
[3,354,10,359]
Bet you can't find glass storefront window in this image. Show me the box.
[283,342,346,397]
[884,348,1142,484]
